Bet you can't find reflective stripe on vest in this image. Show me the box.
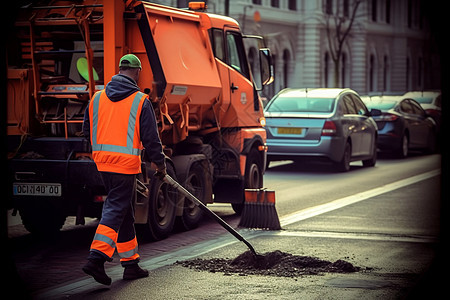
[91,91,144,156]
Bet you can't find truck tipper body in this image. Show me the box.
[7,0,273,239]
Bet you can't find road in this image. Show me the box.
[7,153,443,299]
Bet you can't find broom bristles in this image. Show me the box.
[238,189,281,230]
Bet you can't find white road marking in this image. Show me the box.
[279,169,440,227]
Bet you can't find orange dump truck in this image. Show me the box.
[7,0,273,239]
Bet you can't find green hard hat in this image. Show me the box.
[119,54,142,69]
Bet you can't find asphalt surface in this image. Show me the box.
[6,154,444,299]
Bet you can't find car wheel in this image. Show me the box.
[426,131,437,154]
[396,134,409,158]
[335,141,351,172]
[362,139,377,167]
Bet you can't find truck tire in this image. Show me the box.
[176,161,210,231]
[232,148,263,214]
[18,198,66,236]
[245,148,264,189]
[145,164,177,241]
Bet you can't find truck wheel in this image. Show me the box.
[176,161,211,231]
[18,198,66,236]
[245,148,264,189]
[232,148,264,214]
[145,164,177,241]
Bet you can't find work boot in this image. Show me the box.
[123,263,149,280]
[82,259,112,286]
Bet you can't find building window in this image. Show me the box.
[324,52,330,87]
[406,57,411,90]
[371,0,377,22]
[369,54,376,92]
[383,55,389,91]
[271,0,280,8]
[253,0,262,5]
[341,53,347,87]
[283,49,290,88]
[386,0,391,24]
[343,0,349,17]
[324,0,333,15]
[418,57,423,89]
[407,0,413,28]
[288,0,297,11]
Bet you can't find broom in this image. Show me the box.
[238,188,281,230]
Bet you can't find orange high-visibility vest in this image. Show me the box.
[89,90,146,174]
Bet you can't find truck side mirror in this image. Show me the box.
[259,48,274,87]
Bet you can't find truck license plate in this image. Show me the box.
[13,183,62,197]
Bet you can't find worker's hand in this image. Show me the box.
[154,164,167,181]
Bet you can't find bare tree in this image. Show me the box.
[324,0,362,87]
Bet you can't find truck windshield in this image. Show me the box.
[266,96,335,113]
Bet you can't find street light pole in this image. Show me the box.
[225,0,229,16]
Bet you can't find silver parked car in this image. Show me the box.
[264,88,379,172]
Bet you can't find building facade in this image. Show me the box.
[209,0,441,99]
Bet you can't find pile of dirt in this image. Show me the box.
[177,250,359,277]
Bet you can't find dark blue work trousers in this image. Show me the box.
[88,172,137,264]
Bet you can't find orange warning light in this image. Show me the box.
[189,2,207,11]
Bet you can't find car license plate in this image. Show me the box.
[13,183,62,197]
[277,127,303,134]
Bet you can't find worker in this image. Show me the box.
[82,54,167,285]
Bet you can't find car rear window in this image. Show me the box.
[364,101,396,110]
[412,97,433,104]
[266,96,335,113]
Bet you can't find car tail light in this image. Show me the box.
[322,120,337,136]
[94,195,106,202]
[425,109,439,118]
[378,113,398,122]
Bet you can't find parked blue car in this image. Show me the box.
[363,96,437,157]
[264,88,379,171]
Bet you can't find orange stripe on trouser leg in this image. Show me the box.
[90,224,118,259]
[117,236,140,262]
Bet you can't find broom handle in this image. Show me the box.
[163,175,258,256]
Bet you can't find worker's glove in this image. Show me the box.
[154,164,167,181]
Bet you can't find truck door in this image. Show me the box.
[224,29,256,127]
